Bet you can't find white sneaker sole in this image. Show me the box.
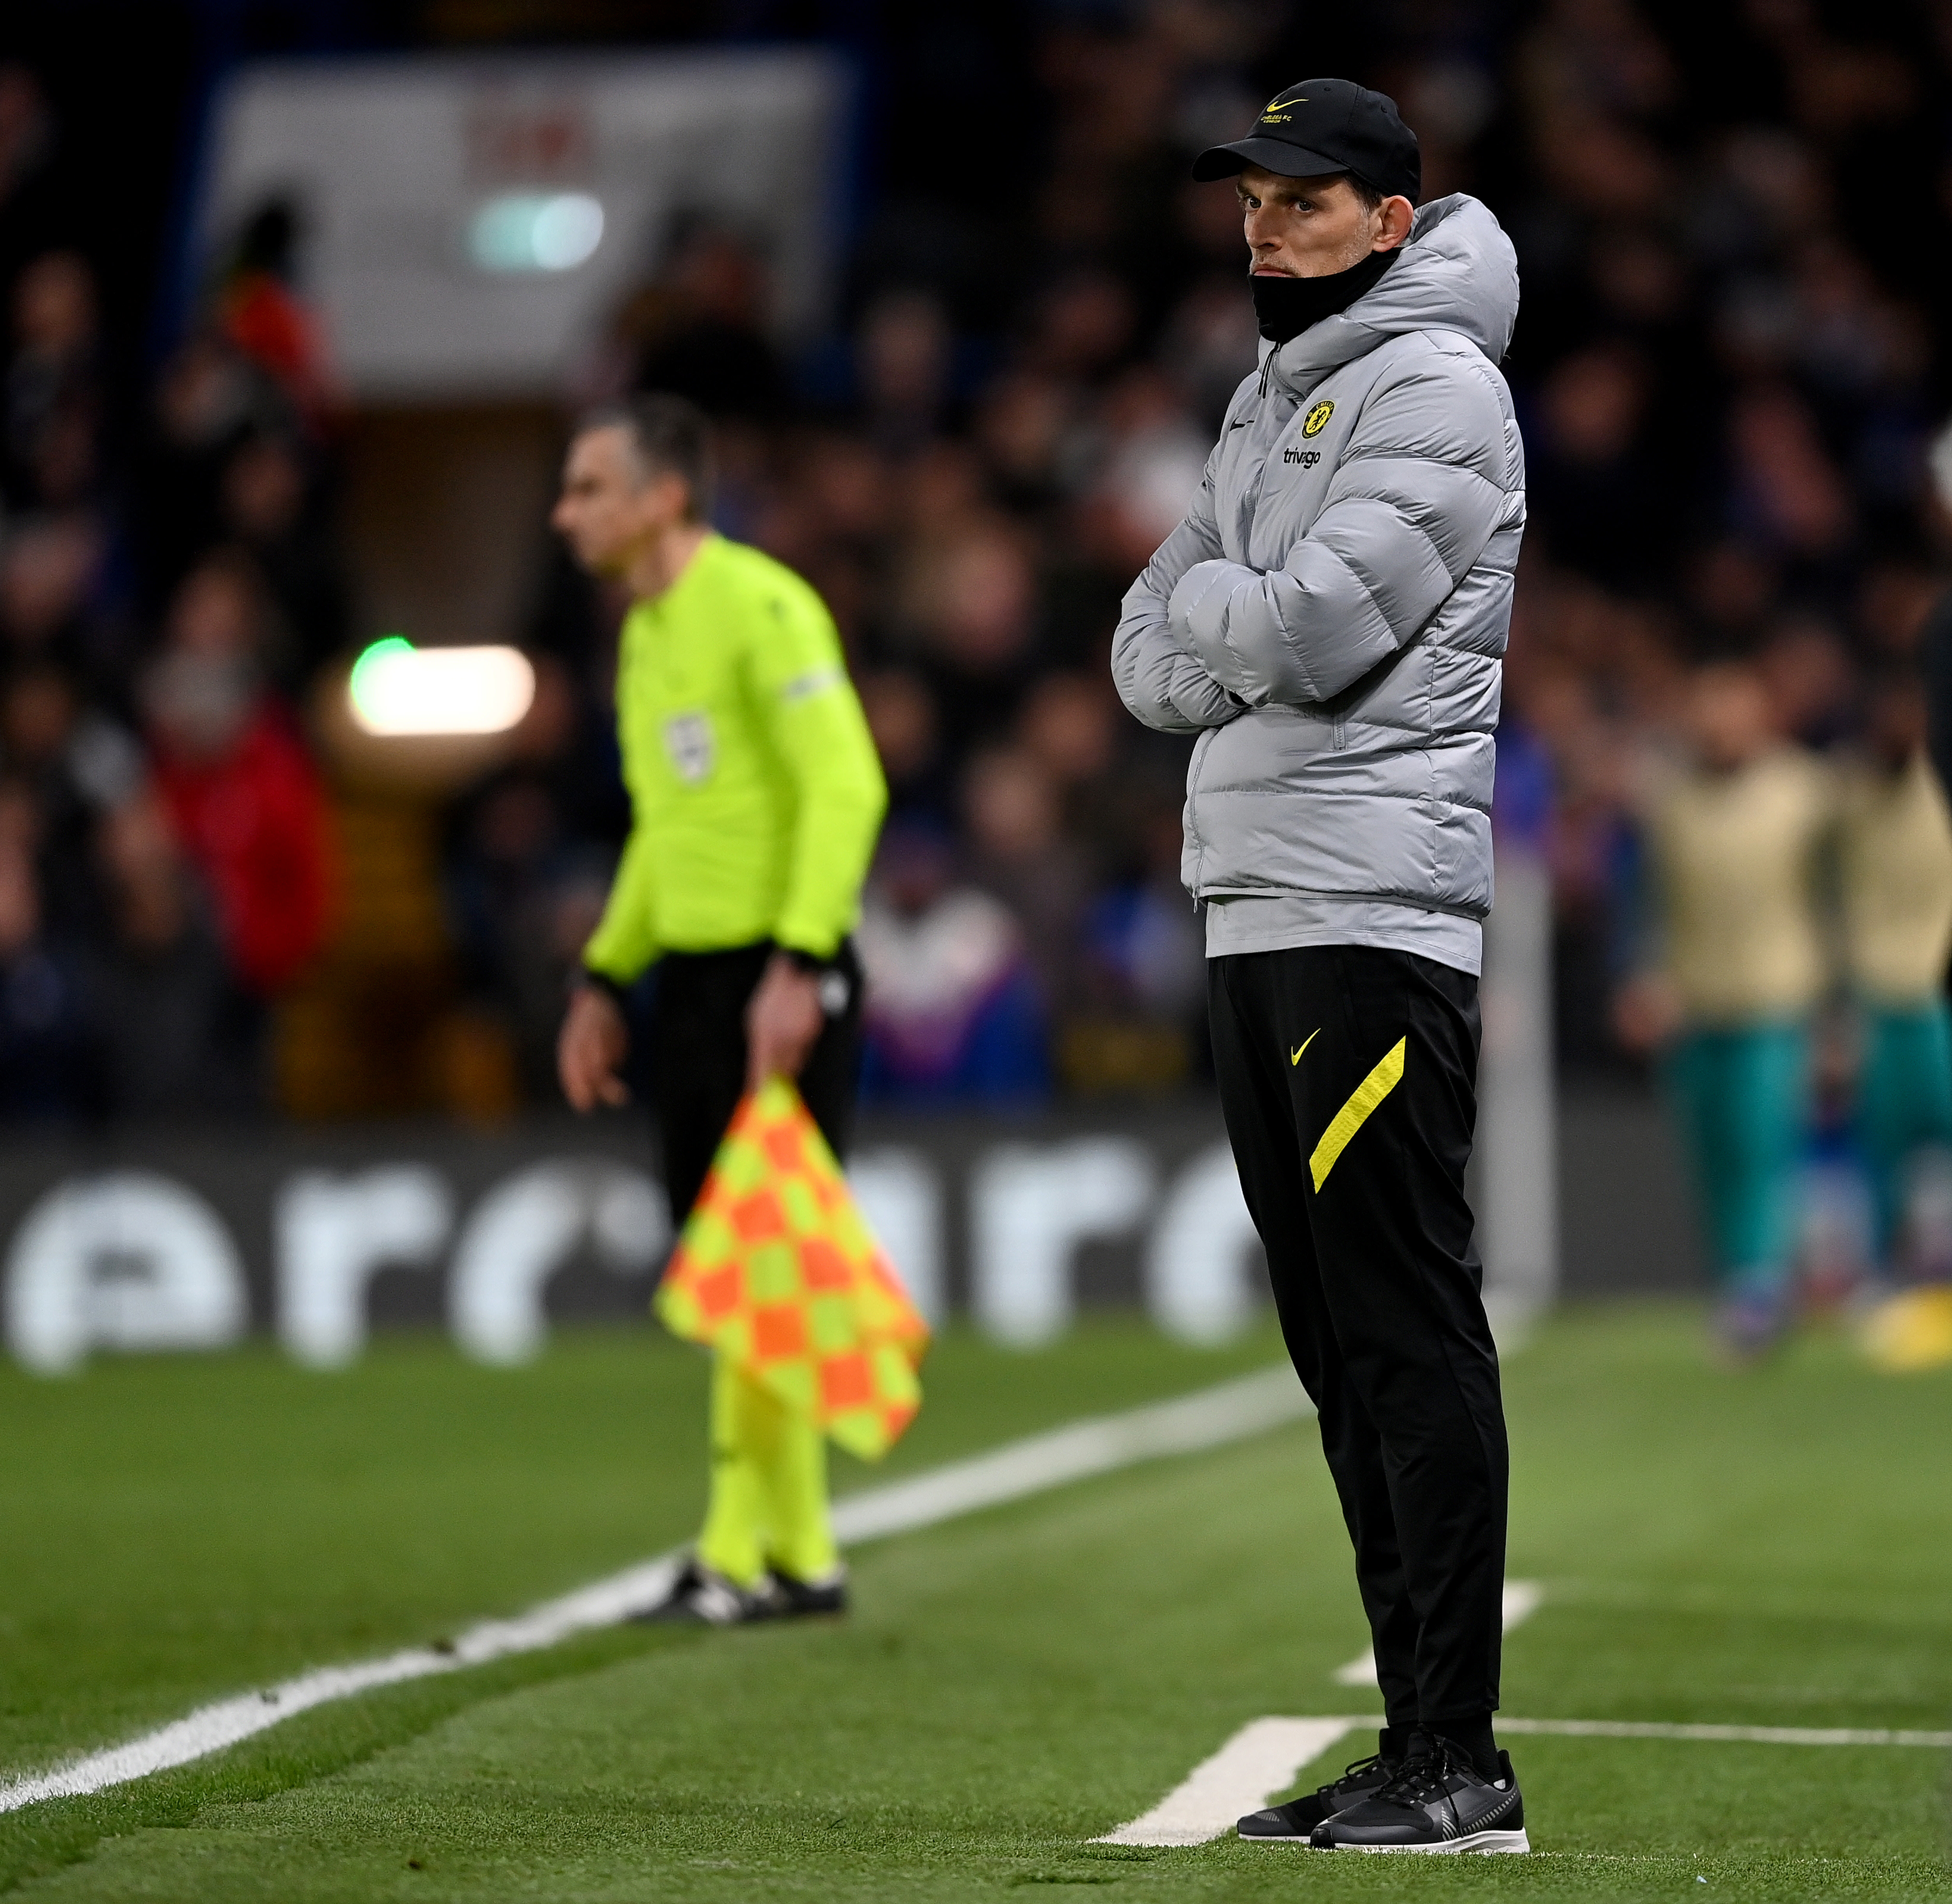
[1341,1828,1530,1854]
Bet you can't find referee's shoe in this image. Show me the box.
[1235,1729,1405,1842]
[1309,1736,1528,1853]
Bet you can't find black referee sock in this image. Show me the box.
[1428,1718,1501,1782]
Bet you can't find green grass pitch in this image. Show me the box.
[1,1303,1948,1900]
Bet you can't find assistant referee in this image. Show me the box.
[553,393,887,1626]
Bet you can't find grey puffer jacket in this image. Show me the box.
[1112,193,1525,923]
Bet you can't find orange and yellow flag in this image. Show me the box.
[654,1079,928,1459]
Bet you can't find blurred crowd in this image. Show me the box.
[1,58,341,1123]
[2,0,1950,1131]
[1497,0,1952,1082]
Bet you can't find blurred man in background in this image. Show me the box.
[1113,79,1528,1854]
[142,552,333,1002]
[552,394,886,1625]
[1617,662,1831,1357]
[1836,670,1952,1283]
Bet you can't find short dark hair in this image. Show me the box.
[578,393,715,522]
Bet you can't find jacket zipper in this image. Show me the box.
[1185,728,1217,889]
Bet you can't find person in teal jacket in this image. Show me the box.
[553,394,887,1624]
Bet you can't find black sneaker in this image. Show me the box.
[1309,1738,1527,1853]
[768,1566,848,1617]
[1236,1729,1406,1842]
[627,1559,777,1627]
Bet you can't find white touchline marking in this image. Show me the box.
[1494,1717,1952,1748]
[1097,1713,1952,1848]
[0,1556,689,1816]
[1093,1718,1364,1847]
[1331,1578,1544,1687]
[0,1364,1314,1814]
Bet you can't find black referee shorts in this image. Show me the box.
[650,940,864,1227]
[1208,942,1509,1731]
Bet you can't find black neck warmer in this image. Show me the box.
[1252,247,1398,346]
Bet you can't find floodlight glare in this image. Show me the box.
[468,193,605,273]
[348,638,536,737]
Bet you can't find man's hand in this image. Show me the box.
[745,952,825,1092]
[1612,973,1682,1055]
[558,982,631,1111]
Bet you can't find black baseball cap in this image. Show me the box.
[1192,77,1420,204]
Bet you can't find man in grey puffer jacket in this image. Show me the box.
[1113,80,1528,1854]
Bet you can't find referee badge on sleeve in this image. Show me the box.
[664,712,715,784]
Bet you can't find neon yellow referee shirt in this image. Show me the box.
[581,533,886,984]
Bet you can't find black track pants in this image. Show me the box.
[1208,944,1509,1730]
[650,941,864,1225]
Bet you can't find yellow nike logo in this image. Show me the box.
[1262,92,1308,116]
[1289,1029,1319,1066]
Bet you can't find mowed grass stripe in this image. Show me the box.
[6,1307,1951,1901]
[0,1323,1292,1785]
[25,1374,1952,1904]
[0,1367,1310,1813]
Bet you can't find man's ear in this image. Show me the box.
[1375,195,1416,252]
[642,469,691,524]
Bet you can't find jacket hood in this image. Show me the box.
[1261,193,1519,394]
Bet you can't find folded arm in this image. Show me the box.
[1173,357,1510,707]
[1110,453,1247,734]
